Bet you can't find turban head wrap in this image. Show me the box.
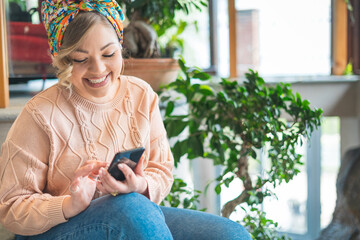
[41,0,125,56]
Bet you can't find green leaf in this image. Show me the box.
[215,184,222,194]
[296,92,302,105]
[172,140,187,166]
[188,135,204,158]
[193,72,211,80]
[176,21,187,35]
[198,85,214,96]
[166,119,188,137]
[302,99,310,108]
[178,57,188,74]
[165,101,175,116]
[223,176,235,188]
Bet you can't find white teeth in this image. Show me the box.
[88,75,107,84]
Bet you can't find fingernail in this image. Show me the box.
[88,173,98,181]
[118,164,124,169]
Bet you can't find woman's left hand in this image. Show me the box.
[97,155,148,196]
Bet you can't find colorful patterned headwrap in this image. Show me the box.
[42,0,125,56]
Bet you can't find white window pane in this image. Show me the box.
[262,141,308,234]
[234,0,331,76]
[182,9,211,69]
[167,7,211,69]
[320,117,340,229]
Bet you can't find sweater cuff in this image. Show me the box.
[144,175,160,204]
[48,195,68,225]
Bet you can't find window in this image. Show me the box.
[217,0,332,77]
[6,0,56,83]
[181,7,211,70]
[158,4,211,70]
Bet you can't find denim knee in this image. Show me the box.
[89,193,172,239]
[96,192,162,218]
[160,207,251,240]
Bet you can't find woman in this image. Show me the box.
[0,1,251,239]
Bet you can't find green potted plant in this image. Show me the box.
[159,58,323,239]
[115,0,207,91]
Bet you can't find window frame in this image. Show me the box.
[347,0,360,74]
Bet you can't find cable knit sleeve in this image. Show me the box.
[0,105,67,236]
[144,91,174,204]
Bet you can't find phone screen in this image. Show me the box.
[108,147,145,181]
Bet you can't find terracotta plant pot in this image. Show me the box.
[123,58,180,91]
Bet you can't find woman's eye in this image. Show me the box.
[103,52,115,58]
[73,58,87,63]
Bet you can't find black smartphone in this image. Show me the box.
[108,147,145,181]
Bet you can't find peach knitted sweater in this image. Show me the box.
[0,76,174,235]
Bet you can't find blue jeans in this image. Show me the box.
[16,193,251,240]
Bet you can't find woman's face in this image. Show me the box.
[69,22,122,103]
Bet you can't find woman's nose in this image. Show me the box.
[89,58,106,73]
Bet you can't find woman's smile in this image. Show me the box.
[84,72,111,87]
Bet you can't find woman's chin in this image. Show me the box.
[80,76,120,103]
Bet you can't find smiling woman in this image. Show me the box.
[0,1,252,239]
[52,11,122,94]
[64,12,122,103]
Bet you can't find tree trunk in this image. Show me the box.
[221,145,253,218]
[221,190,250,218]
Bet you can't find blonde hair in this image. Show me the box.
[52,11,121,88]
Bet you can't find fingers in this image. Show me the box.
[87,161,106,181]
[116,163,148,194]
[68,175,96,200]
[118,163,135,180]
[134,155,145,175]
[96,178,109,194]
[70,160,107,197]
[73,163,93,180]
[102,166,129,185]
[97,165,132,194]
[96,154,147,196]
[69,178,81,194]
[73,160,107,180]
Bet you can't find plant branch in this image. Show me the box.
[221,190,250,218]
[237,143,252,189]
[221,143,253,218]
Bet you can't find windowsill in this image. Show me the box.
[0,96,30,122]
[260,74,360,84]
[223,74,360,85]
[0,79,57,122]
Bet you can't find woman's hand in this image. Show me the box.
[62,160,107,219]
[96,155,149,196]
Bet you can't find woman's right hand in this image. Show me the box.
[62,160,107,219]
